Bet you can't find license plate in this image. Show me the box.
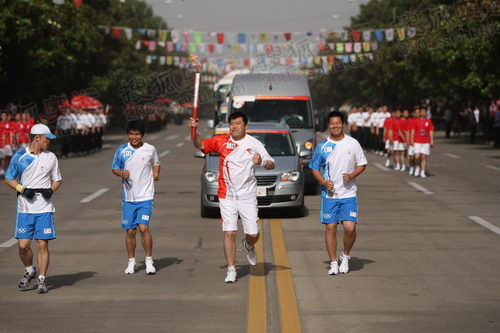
[257,186,267,197]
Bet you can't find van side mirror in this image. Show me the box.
[299,150,312,158]
[193,150,205,158]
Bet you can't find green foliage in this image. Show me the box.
[311,0,500,108]
[0,0,187,110]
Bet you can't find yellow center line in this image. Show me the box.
[247,221,267,333]
[270,218,302,333]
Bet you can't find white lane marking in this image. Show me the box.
[407,181,433,195]
[468,216,500,235]
[165,134,179,140]
[443,152,460,159]
[176,142,184,148]
[102,144,111,149]
[159,150,170,157]
[185,135,191,140]
[484,164,500,172]
[80,188,109,203]
[0,237,17,248]
[148,134,160,140]
[374,163,391,172]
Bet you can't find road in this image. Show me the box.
[1,123,499,333]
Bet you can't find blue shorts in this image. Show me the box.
[121,200,153,230]
[15,212,56,240]
[320,197,358,224]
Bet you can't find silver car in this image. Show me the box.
[197,122,305,218]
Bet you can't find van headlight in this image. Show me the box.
[204,171,218,183]
[304,140,314,150]
[280,171,301,182]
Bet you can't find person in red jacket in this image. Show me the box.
[391,109,406,171]
[383,109,394,168]
[406,108,419,176]
[0,114,4,177]
[412,107,435,178]
[17,112,32,150]
[1,111,16,172]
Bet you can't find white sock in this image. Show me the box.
[145,256,153,262]
[128,258,135,263]
[25,266,35,274]
[38,275,45,282]
[227,265,236,272]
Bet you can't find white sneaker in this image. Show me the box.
[328,261,339,275]
[145,258,156,275]
[384,159,391,168]
[394,164,400,171]
[400,165,406,172]
[339,253,350,274]
[125,259,136,275]
[224,268,237,283]
[242,239,257,266]
[414,167,420,177]
[409,167,414,176]
[420,170,427,178]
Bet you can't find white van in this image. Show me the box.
[226,73,317,192]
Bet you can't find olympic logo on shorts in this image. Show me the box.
[121,220,128,225]
[323,213,332,219]
[17,228,27,233]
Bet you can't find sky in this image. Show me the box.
[145,0,370,32]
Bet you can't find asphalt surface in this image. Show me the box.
[0,123,499,333]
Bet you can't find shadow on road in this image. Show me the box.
[322,257,375,272]
[136,257,184,273]
[47,271,97,290]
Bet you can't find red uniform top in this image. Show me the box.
[1,121,16,146]
[0,122,4,148]
[400,118,409,142]
[383,117,393,141]
[18,121,31,144]
[391,118,404,142]
[413,118,434,144]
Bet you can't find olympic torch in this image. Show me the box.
[189,55,202,140]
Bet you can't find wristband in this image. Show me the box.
[15,184,24,193]
[260,159,267,167]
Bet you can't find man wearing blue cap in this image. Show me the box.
[4,124,62,294]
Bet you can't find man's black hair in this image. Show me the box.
[327,111,345,124]
[127,120,146,136]
[229,111,248,125]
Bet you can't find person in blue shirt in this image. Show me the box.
[310,111,367,276]
[5,124,62,294]
[112,121,160,275]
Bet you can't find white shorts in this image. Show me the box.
[408,145,415,156]
[414,143,430,155]
[219,197,259,235]
[385,140,392,150]
[3,145,13,156]
[393,141,405,151]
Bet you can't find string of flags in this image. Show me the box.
[97,26,417,44]
[144,52,380,75]
[132,39,383,55]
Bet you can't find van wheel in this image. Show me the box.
[201,196,219,218]
[292,198,306,217]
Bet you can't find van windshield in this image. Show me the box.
[232,100,313,128]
